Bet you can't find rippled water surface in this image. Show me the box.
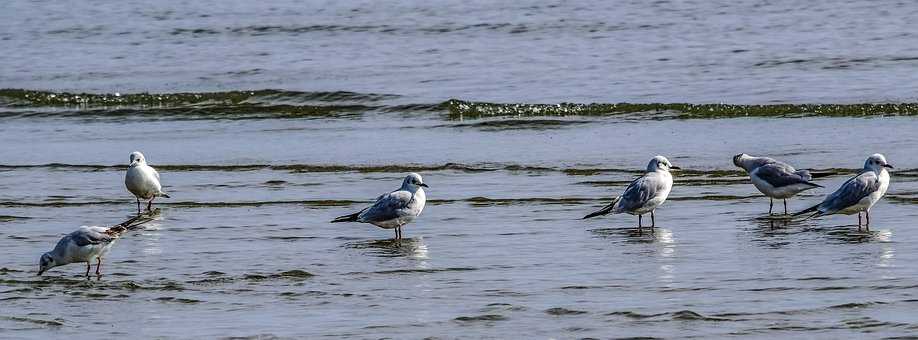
[4,0,918,338]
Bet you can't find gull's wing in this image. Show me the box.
[357,190,413,223]
[818,171,880,214]
[152,167,160,181]
[746,157,777,171]
[616,173,660,212]
[70,227,115,247]
[753,163,821,188]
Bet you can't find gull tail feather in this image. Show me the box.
[793,204,822,220]
[106,214,157,236]
[583,198,619,219]
[802,180,823,188]
[331,212,361,223]
[157,192,171,198]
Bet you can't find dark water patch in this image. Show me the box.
[243,270,314,281]
[670,310,731,322]
[829,301,888,309]
[0,215,30,222]
[545,307,589,316]
[605,311,666,319]
[843,317,907,329]
[264,236,319,241]
[168,22,668,38]
[447,99,918,120]
[345,266,477,275]
[435,119,592,131]
[153,297,203,304]
[480,303,527,313]
[453,314,508,323]
[0,316,65,327]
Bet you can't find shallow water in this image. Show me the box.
[4,0,918,338]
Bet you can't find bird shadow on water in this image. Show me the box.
[343,237,429,258]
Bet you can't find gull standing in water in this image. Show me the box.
[125,151,169,214]
[583,156,679,233]
[331,173,428,239]
[733,154,822,215]
[795,154,892,231]
[38,215,148,278]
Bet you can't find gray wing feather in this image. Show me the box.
[70,228,114,247]
[358,191,413,223]
[746,157,777,171]
[617,174,658,212]
[819,172,880,214]
[754,163,813,188]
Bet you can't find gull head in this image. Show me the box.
[648,155,680,172]
[37,253,56,276]
[732,153,750,169]
[401,172,429,191]
[129,151,146,166]
[864,154,893,172]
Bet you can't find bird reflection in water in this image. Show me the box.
[344,237,429,259]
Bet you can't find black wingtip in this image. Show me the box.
[793,204,820,217]
[804,181,824,188]
[331,212,360,223]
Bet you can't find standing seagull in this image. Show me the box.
[733,154,822,215]
[38,215,148,278]
[795,154,892,231]
[583,156,679,233]
[331,173,428,240]
[125,151,169,214]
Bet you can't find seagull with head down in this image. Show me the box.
[733,153,822,215]
[38,215,148,278]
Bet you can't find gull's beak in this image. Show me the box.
[37,269,45,276]
[419,183,429,188]
[883,164,894,169]
[670,166,681,170]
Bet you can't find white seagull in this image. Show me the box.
[38,215,147,277]
[733,154,822,215]
[331,173,428,240]
[795,154,892,231]
[125,151,169,214]
[583,156,679,233]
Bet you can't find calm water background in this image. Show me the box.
[3,0,918,338]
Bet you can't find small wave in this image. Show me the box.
[0,89,398,107]
[453,314,508,323]
[0,316,65,327]
[446,99,918,119]
[434,119,592,131]
[545,307,589,316]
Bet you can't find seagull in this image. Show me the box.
[795,154,892,231]
[38,215,148,278]
[583,156,679,233]
[125,151,169,214]
[331,173,428,239]
[733,154,822,215]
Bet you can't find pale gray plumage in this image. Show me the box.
[583,156,678,233]
[125,151,169,214]
[38,226,117,277]
[331,173,428,239]
[796,154,892,230]
[733,153,821,214]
